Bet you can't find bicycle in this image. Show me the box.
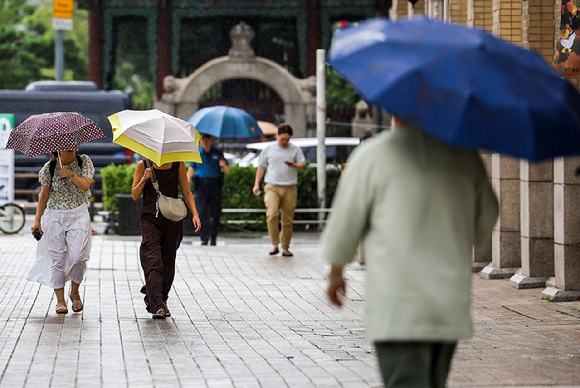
[0,186,26,234]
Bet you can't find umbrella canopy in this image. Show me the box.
[108,109,201,165]
[188,106,263,139]
[329,16,580,162]
[257,121,278,136]
[5,112,104,158]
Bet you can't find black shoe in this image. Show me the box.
[210,240,216,246]
[153,309,167,319]
[201,241,208,246]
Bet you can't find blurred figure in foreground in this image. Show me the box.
[322,116,499,388]
[187,134,230,246]
[253,123,305,257]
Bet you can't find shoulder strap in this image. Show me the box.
[145,160,160,191]
[77,154,83,169]
[49,159,57,186]
[50,154,84,185]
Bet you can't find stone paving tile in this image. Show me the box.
[1,233,580,387]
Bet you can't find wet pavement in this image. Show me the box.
[0,230,579,387]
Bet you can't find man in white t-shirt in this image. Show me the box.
[253,123,305,256]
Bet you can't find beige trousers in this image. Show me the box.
[264,184,297,250]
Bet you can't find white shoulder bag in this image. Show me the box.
[146,160,188,222]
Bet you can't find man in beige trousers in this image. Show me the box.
[253,123,305,257]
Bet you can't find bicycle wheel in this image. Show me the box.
[0,203,25,234]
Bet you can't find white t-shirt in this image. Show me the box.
[258,142,305,186]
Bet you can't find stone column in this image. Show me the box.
[473,150,493,272]
[306,0,321,77]
[542,158,580,301]
[88,9,104,90]
[481,154,521,279]
[156,7,172,101]
[509,161,553,288]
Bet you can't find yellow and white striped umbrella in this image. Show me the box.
[108,109,202,165]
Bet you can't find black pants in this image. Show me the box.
[194,177,223,244]
[374,341,457,388]
[139,214,183,313]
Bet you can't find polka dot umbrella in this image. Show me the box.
[5,112,105,158]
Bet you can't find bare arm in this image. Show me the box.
[286,162,305,170]
[57,167,91,191]
[253,167,264,195]
[31,185,50,235]
[178,162,201,232]
[219,159,230,173]
[131,161,153,201]
[186,165,195,183]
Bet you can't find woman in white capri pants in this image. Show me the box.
[28,150,94,314]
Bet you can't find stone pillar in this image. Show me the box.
[468,0,493,31]
[88,9,104,90]
[481,154,521,279]
[509,161,554,289]
[306,0,321,77]
[156,7,172,100]
[473,150,493,272]
[542,158,580,301]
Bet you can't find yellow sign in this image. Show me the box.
[53,0,73,19]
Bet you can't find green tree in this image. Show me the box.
[326,68,361,106]
[0,0,88,89]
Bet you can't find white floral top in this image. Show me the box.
[39,154,95,210]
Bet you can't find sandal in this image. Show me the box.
[70,294,83,312]
[163,303,171,317]
[56,302,68,314]
[152,309,167,319]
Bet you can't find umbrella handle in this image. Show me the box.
[57,151,63,168]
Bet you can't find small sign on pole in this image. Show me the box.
[52,0,73,30]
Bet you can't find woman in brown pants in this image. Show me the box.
[132,160,201,319]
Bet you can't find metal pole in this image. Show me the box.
[316,49,326,229]
[443,0,449,21]
[55,29,65,81]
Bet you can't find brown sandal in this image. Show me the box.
[163,303,171,317]
[56,302,68,314]
[70,294,83,312]
[152,309,167,319]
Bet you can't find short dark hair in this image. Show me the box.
[277,123,293,136]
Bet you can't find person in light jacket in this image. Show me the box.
[321,116,499,388]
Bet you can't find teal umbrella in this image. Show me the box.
[187,106,263,139]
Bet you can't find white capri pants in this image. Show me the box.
[27,203,92,289]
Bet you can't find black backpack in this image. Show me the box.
[49,154,84,185]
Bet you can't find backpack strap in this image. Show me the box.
[49,154,84,186]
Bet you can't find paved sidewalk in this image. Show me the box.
[0,232,579,388]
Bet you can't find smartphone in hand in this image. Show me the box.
[285,161,293,166]
[33,229,42,241]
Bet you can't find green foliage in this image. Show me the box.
[0,0,88,89]
[221,165,266,229]
[0,0,35,26]
[326,68,361,106]
[112,19,154,108]
[101,163,136,212]
[102,163,342,231]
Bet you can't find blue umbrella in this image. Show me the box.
[329,16,580,162]
[187,106,263,139]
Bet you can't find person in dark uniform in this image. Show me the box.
[132,160,201,319]
[187,134,230,246]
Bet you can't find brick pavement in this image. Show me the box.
[0,232,579,388]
